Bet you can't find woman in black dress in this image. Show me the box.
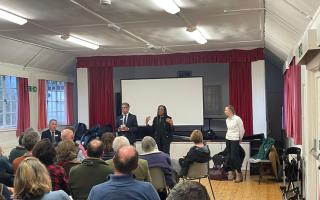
[146,105,174,154]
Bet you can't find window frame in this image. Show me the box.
[46,80,67,125]
[0,75,18,129]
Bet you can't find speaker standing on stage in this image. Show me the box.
[116,102,138,145]
[145,105,174,154]
[224,105,245,183]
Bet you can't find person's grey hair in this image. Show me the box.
[24,128,35,134]
[141,136,157,153]
[167,181,210,200]
[49,119,57,125]
[22,132,40,151]
[112,136,130,152]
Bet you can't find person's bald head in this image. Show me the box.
[113,145,138,174]
[87,139,105,158]
[61,128,74,141]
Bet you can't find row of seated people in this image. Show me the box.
[0,128,211,200]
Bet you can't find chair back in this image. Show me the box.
[187,162,208,179]
[149,167,167,191]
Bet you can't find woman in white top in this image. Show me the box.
[224,105,245,183]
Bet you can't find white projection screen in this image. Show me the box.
[121,77,204,126]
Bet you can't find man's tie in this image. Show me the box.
[124,114,127,125]
[51,131,55,143]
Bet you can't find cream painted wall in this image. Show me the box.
[251,60,267,136]
[77,68,89,126]
[301,56,320,200]
[0,62,75,155]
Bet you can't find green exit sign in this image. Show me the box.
[298,43,303,58]
[28,86,37,92]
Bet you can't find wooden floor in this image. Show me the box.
[199,175,282,200]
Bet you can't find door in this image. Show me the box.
[316,71,320,200]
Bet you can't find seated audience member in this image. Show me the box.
[106,136,151,182]
[12,131,40,174]
[32,139,69,193]
[69,139,113,200]
[60,128,87,161]
[88,145,160,200]
[14,157,70,200]
[9,130,32,163]
[0,183,12,200]
[140,136,176,188]
[179,130,211,177]
[56,140,81,178]
[0,146,13,187]
[101,132,115,161]
[166,181,210,200]
[41,119,61,146]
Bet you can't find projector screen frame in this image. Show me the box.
[119,76,205,127]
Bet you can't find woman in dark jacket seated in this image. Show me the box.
[179,130,211,177]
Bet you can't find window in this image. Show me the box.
[0,76,17,128]
[46,80,66,124]
[204,85,222,117]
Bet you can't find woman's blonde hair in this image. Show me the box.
[190,130,203,144]
[14,157,51,200]
[56,140,77,163]
[226,105,235,114]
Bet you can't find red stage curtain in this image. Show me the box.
[89,67,115,128]
[65,82,74,125]
[77,48,263,130]
[77,48,263,68]
[38,80,47,131]
[16,78,30,136]
[283,58,302,144]
[229,62,253,136]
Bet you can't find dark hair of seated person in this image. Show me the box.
[32,139,56,166]
[167,181,210,200]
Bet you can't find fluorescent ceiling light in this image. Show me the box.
[186,27,207,44]
[61,35,99,50]
[154,0,180,14]
[173,0,184,7]
[100,0,111,5]
[108,23,121,32]
[0,9,27,25]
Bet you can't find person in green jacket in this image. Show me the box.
[69,139,113,200]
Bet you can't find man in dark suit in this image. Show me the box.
[115,102,138,145]
[41,119,61,146]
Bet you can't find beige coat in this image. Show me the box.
[106,158,152,182]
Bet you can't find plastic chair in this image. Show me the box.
[149,167,168,193]
[183,162,215,200]
[244,158,272,184]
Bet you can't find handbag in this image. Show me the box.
[208,166,228,181]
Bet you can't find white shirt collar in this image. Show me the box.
[140,149,161,155]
